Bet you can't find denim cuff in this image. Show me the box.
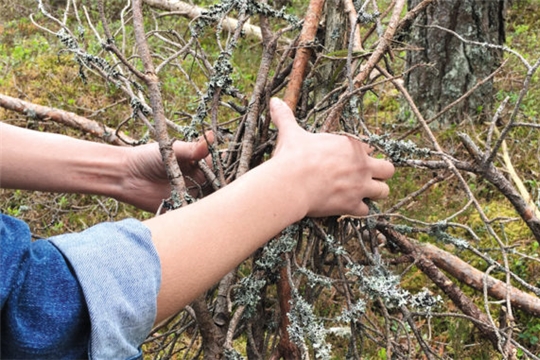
[50,219,160,360]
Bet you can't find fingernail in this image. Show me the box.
[270,97,283,107]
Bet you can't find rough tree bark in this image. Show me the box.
[404,0,507,124]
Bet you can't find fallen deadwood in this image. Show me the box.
[458,133,540,244]
[418,241,540,317]
[377,223,516,355]
[143,0,266,41]
[0,93,134,146]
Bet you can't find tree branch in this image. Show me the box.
[132,0,189,207]
[416,240,540,317]
[377,223,516,356]
[143,0,272,42]
[0,93,134,146]
[321,0,406,132]
[282,0,325,113]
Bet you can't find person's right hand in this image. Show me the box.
[269,97,395,218]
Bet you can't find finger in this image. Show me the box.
[269,97,301,136]
[357,140,375,155]
[363,180,391,201]
[349,201,370,217]
[173,131,214,162]
[192,131,214,160]
[369,157,395,180]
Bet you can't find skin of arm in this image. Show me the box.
[0,122,212,212]
[0,97,395,325]
[146,98,395,322]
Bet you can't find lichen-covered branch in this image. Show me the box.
[143,0,266,41]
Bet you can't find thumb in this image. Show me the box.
[192,131,214,160]
[269,97,300,136]
[173,131,214,161]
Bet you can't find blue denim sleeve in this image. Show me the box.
[1,214,90,359]
[49,218,161,360]
[1,214,161,360]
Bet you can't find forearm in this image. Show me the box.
[145,157,306,323]
[0,123,126,198]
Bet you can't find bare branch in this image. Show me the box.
[0,93,134,146]
[132,0,189,206]
[143,0,269,41]
[282,0,325,113]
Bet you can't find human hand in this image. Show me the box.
[119,133,214,212]
[269,97,395,217]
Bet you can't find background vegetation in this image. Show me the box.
[1,0,539,359]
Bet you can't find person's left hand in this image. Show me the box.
[118,133,214,213]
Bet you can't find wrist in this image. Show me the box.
[258,157,310,221]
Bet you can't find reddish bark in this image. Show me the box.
[419,241,540,317]
[282,0,325,113]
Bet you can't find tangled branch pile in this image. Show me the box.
[2,0,539,358]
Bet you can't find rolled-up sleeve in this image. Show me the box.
[49,219,161,360]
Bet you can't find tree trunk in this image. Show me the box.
[404,0,506,125]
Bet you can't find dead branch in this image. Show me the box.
[143,0,265,41]
[237,21,278,176]
[132,0,188,206]
[458,133,540,244]
[321,0,406,132]
[377,223,517,357]
[416,241,540,317]
[0,93,134,146]
[282,0,325,113]
[191,295,225,359]
[499,132,540,219]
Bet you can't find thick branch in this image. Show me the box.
[191,295,225,358]
[273,260,302,360]
[458,133,540,244]
[282,0,325,113]
[0,93,133,146]
[417,241,540,317]
[377,223,515,354]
